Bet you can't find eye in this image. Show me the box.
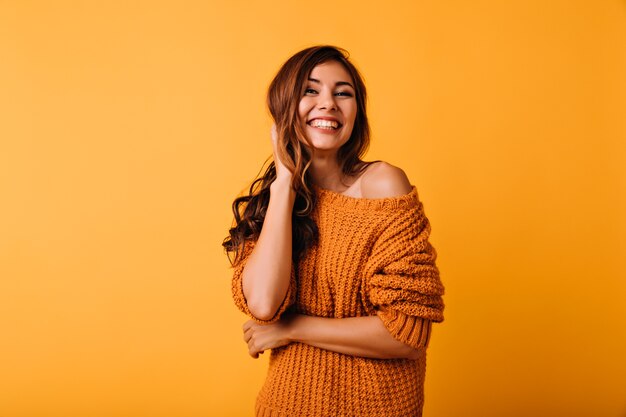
[304,88,353,97]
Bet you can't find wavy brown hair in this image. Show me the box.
[222,45,380,266]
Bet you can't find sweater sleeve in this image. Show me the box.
[364,199,445,349]
[231,238,297,325]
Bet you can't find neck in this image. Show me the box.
[309,153,346,191]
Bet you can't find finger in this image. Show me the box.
[249,345,261,359]
[248,338,265,358]
[244,321,259,333]
[243,327,252,343]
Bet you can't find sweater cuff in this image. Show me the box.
[376,306,432,349]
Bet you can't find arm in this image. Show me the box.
[239,124,296,322]
[241,177,296,322]
[289,313,431,360]
[242,312,431,360]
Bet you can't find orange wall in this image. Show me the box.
[1,1,624,416]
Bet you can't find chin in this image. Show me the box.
[307,140,350,154]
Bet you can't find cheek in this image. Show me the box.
[298,98,312,116]
[344,103,357,124]
[346,113,357,128]
[297,112,309,127]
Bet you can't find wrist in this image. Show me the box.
[271,176,296,197]
[287,314,307,343]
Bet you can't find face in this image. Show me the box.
[298,60,357,153]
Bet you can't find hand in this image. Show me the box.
[242,313,296,359]
[270,123,293,182]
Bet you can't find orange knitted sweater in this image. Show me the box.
[231,184,445,417]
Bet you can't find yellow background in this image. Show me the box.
[1,1,624,416]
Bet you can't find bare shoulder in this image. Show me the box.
[361,161,413,199]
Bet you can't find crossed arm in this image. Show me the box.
[242,311,423,360]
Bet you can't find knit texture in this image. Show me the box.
[231,184,445,417]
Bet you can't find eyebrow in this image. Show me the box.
[307,77,355,89]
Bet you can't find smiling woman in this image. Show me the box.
[223,45,445,417]
[299,60,357,153]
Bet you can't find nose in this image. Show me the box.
[317,90,337,111]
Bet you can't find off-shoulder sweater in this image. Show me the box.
[231,183,445,417]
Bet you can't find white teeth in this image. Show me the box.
[310,119,339,128]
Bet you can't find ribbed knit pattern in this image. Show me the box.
[231,184,445,417]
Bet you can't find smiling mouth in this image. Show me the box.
[307,120,342,130]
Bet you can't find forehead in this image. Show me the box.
[308,61,352,83]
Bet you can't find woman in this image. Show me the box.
[223,45,445,417]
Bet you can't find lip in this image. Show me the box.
[307,123,341,135]
[307,117,343,132]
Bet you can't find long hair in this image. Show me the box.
[222,45,380,266]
